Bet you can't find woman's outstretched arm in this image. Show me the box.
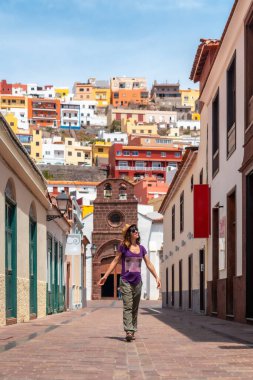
[97,251,122,286]
[143,255,161,288]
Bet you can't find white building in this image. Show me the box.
[27,84,55,98]
[47,181,97,206]
[97,130,128,144]
[189,2,247,321]
[60,103,81,130]
[159,147,208,313]
[176,119,200,133]
[42,137,65,165]
[1,108,29,130]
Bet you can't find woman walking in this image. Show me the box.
[98,223,161,342]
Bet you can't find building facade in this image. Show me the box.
[108,143,182,181]
[0,115,49,326]
[108,108,177,127]
[190,0,253,322]
[151,82,181,108]
[91,179,138,299]
[28,98,61,128]
[159,147,209,313]
[110,77,148,108]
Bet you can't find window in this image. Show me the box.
[107,211,123,227]
[104,183,112,198]
[172,265,175,306]
[36,142,39,146]
[36,153,39,157]
[119,184,127,200]
[161,152,166,157]
[172,205,175,241]
[212,90,219,177]
[123,150,130,156]
[191,175,194,191]
[152,162,162,168]
[116,150,122,156]
[146,151,151,157]
[148,130,152,133]
[68,152,72,156]
[36,130,39,135]
[98,148,104,153]
[180,191,184,232]
[136,161,145,168]
[68,140,72,145]
[132,151,139,156]
[199,169,203,184]
[174,152,181,157]
[77,152,81,157]
[132,129,136,133]
[227,53,236,157]
[114,92,119,99]
[118,161,128,168]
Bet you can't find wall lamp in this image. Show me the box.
[47,191,69,221]
[91,243,97,256]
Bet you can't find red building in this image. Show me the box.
[108,143,182,181]
[0,80,12,94]
[133,177,169,204]
[28,98,61,128]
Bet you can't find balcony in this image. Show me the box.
[32,115,57,119]
[116,166,166,171]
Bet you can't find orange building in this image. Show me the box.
[110,77,149,107]
[0,95,26,109]
[73,82,94,101]
[27,98,61,128]
[133,177,169,204]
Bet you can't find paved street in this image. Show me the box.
[1,301,253,379]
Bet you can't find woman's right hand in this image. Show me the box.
[97,276,107,286]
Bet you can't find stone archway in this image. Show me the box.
[92,240,121,300]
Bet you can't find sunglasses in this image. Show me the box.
[129,227,139,233]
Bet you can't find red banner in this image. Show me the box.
[193,184,210,238]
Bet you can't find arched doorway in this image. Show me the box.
[100,256,121,299]
[93,240,122,300]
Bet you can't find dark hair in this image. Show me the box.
[123,224,140,248]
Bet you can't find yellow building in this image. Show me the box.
[65,138,92,166]
[192,112,200,121]
[92,141,112,165]
[0,95,26,109]
[92,88,111,108]
[30,128,43,162]
[3,114,42,162]
[121,118,158,135]
[82,205,94,219]
[180,89,199,111]
[55,87,69,98]
[4,112,18,133]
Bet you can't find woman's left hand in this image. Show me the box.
[156,277,161,289]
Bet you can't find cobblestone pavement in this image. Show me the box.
[1,301,253,379]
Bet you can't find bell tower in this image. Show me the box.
[92,179,138,299]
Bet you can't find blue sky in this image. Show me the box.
[0,0,235,90]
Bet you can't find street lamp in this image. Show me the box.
[91,243,97,257]
[47,191,69,221]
